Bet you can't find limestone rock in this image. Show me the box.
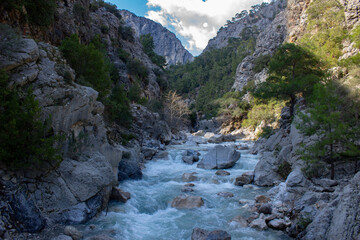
[197,145,240,169]
[216,170,231,176]
[64,226,83,240]
[258,203,272,215]
[171,195,204,209]
[255,195,271,204]
[230,216,248,227]
[217,192,234,198]
[182,150,200,165]
[254,152,283,186]
[191,228,231,240]
[117,160,142,181]
[249,218,268,230]
[267,219,288,230]
[235,171,254,186]
[110,187,131,203]
[182,173,198,182]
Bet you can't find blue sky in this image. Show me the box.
[108,0,268,56]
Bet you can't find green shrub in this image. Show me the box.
[118,25,135,42]
[146,99,163,113]
[253,54,271,73]
[90,0,122,19]
[140,34,167,68]
[118,48,131,62]
[126,58,149,83]
[277,161,292,179]
[104,84,132,126]
[101,25,109,34]
[60,34,112,99]
[73,3,88,22]
[259,126,275,139]
[0,70,62,170]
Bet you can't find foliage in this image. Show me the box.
[168,27,258,117]
[59,34,112,99]
[0,0,57,26]
[126,58,149,83]
[118,25,135,42]
[164,91,190,130]
[253,54,271,73]
[0,70,61,169]
[259,126,275,139]
[242,99,286,130]
[118,48,131,62]
[121,133,136,145]
[297,80,360,179]
[216,91,251,118]
[277,161,292,179]
[350,25,360,48]
[299,0,347,67]
[104,84,132,126]
[253,43,324,116]
[140,34,167,68]
[127,82,147,105]
[73,3,89,22]
[90,0,122,19]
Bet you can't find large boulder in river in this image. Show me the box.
[197,145,240,169]
[191,228,231,240]
[171,195,204,209]
[117,160,142,181]
[182,150,200,164]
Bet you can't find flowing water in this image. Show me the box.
[83,141,290,240]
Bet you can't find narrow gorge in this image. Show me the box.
[0,0,359,240]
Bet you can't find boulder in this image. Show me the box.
[258,203,272,214]
[191,228,231,240]
[181,187,194,193]
[254,152,283,186]
[110,187,131,203]
[234,172,254,186]
[249,218,268,230]
[204,132,215,139]
[182,150,200,165]
[64,226,83,240]
[215,170,230,176]
[255,195,271,204]
[267,219,288,230]
[192,130,205,136]
[185,183,195,187]
[171,195,204,209]
[217,192,234,198]
[154,151,169,159]
[182,173,198,182]
[230,216,248,227]
[208,134,236,143]
[286,168,307,188]
[117,160,142,181]
[141,147,157,160]
[197,145,240,169]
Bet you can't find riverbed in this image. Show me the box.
[82,141,290,240]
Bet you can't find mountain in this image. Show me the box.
[120,10,194,66]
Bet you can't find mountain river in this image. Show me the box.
[82,141,290,240]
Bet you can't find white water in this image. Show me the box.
[83,142,290,240]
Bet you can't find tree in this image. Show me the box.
[0,70,61,169]
[254,43,324,116]
[140,34,166,69]
[297,80,360,179]
[164,91,190,129]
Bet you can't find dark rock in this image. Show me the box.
[197,145,240,169]
[185,183,195,187]
[255,195,271,204]
[230,216,248,227]
[7,190,45,233]
[110,187,131,203]
[182,172,198,182]
[141,147,157,160]
[208,134,236,143]
[235,172,254,186]
[171,195,204,209]
[217,192,234,198]
[267,219,288,230]
[215,170,230,176]
[181,187,194,193]
[249,218,268,230]
[118,160,142,181]
[258,203,272,214]
[182,150,200,164]
[191,228,231,240]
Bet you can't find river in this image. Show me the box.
[82,141,290,240]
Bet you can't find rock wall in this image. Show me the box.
[0,37,123,235]
[120,10,194,66]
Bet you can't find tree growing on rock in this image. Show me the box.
[297,80,360,179]
[253,43,325,116]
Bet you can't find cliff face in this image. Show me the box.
[120,10,194,65]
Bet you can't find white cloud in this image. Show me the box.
[145,0,269,54]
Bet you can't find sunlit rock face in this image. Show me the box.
[120,10,194,66]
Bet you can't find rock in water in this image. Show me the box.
[182,172,198,182]
[171,195,204,209]
[117,160,142,181]
[234,171,254,186]
[64,226,83,240]
[197,145,240,169]
[110,187,131,203]
[191,228,231,240]
[182,150,200,164]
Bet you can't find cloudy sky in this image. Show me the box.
[109,0,269,55]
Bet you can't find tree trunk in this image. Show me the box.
[330,162,335,180]
[289,95,296,117]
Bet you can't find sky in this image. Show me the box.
[109,0,269,56]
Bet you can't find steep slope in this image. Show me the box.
[120,10,194,65]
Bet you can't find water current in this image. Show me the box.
[83,141,290,240]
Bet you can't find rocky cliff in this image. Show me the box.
[0,0,175,238]
[120,10,194,66]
